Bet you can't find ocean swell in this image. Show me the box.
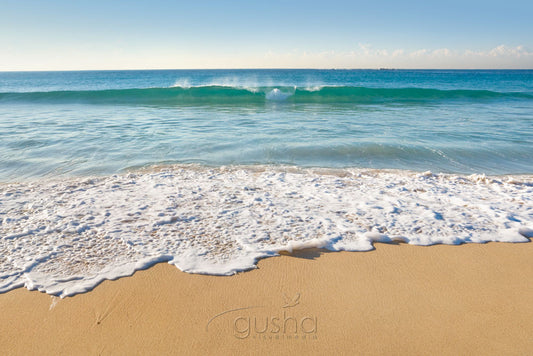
[1,85,531,106]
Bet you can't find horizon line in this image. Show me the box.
[1,67,533,73]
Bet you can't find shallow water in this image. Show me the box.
[1,69,532,181]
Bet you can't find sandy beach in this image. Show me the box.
[0,241,532,355]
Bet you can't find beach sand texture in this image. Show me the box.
[0,242,532,355]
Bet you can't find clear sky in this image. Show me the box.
[1,0,532,70]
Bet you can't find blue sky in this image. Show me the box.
[1,0,532,70]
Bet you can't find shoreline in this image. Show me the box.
[2,165,531,297]
[1,242,532,355]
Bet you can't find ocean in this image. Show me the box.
[1,69,532,296]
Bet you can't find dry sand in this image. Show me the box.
[0,242,532,355]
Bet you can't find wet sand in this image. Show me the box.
[0,242,532,355]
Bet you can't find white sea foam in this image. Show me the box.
[0,165,531,297]
[170,79,321,96]
[170,78,264,93]
[266,88,293,101]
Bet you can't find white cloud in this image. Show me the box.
[410,49,429,57]
[1,44,531,70]
[391,49,405,57]
[431,48,451,57]
[254,45,533,69]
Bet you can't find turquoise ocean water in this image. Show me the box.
[1,69,532,180]
[1,69,533,296]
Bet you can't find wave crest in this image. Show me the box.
[1,85,530,106]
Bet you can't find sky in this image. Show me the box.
[1,0,532,70]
